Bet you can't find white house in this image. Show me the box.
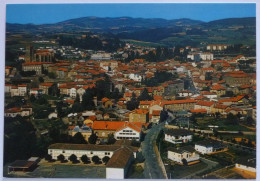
[48,143,138,162]
[48,112,58,119]
[178,90,193,97]
[29,88,42,96]
[200,52,214,60]
[235,158,256,173]
[5,84,12,93]
[168,146,200,165]
[164,129,193,144]
[70,87,77,98]
[128,73,142,82]
[149,104,163,115]
[195,139,225,154]
[10,87,19,97]
[76,87,85,102]
[106,147,134,179]
[115,122,142,141]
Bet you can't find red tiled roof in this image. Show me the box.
[57,68,68,72]
[40,83,54,87]
[196,101,215,107]
[102,97,110,102]
[23,62,43,65]
[116,122,142,133]
[211,84,226,90]
[92,121,125,130]
[190,109,207,113]
[152,110,161,116]
[131,109,149,114]
[239,85,251,89]
[195,95,205,100]
[163,99,197,105]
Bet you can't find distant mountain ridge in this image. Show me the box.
[202,17,256,27]
[6,16,256,47]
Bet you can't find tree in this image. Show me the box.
[39,76,44,83]
[96,77,111,100]
[138,88,152,101]
[92,155,101,164]
[126,92,139,111]
[182,158,188,166]
[69,154,78,163]
[131,139,141,147]
[48,83,60,97]
[72,132,87,144]
[82,89,95,110]
[88,133,98,144]
[246,116,254,126]
[48,72,56,79]
[159,110,168,123]
[81,155,90,164]
[45,154,52,162]
[102,156,110,164]
[225,113,238,125]
[72,102,84,113]
[29,94,36,103]
[75,93,80,103]
[56,101,64,118]
[35,96,48,105]
[136,151,145,163]
[57,154,65,162]
[107,134,116,145]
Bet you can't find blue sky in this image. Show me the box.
[6,3,256,24]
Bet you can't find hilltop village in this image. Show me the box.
[4,40,256,179]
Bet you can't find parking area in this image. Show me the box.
[5,162,106,178]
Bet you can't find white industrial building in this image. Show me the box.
[168,146,200,165]
[195,139,225,154]
[164,129,193,144]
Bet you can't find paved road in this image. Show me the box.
[142,123,166,179]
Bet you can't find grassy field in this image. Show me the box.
[196,117,251,131]
[165,161,208,179]
[5,163,106,178]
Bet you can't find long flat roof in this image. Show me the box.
[48,143,138,152]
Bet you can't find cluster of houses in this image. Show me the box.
[164,128,255,175]
[164,128,226,165]
[5,42,256,179]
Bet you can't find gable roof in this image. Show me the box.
[106,147,133,168]
[116,122,142,133]
[92,121,125,130]
[211,84,226,90]
[196,101,215,107]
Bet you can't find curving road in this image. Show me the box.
[142,122,166,179]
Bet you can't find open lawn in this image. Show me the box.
[196,117,251,131]
[5,162,106,178]
[165,161,208,179]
